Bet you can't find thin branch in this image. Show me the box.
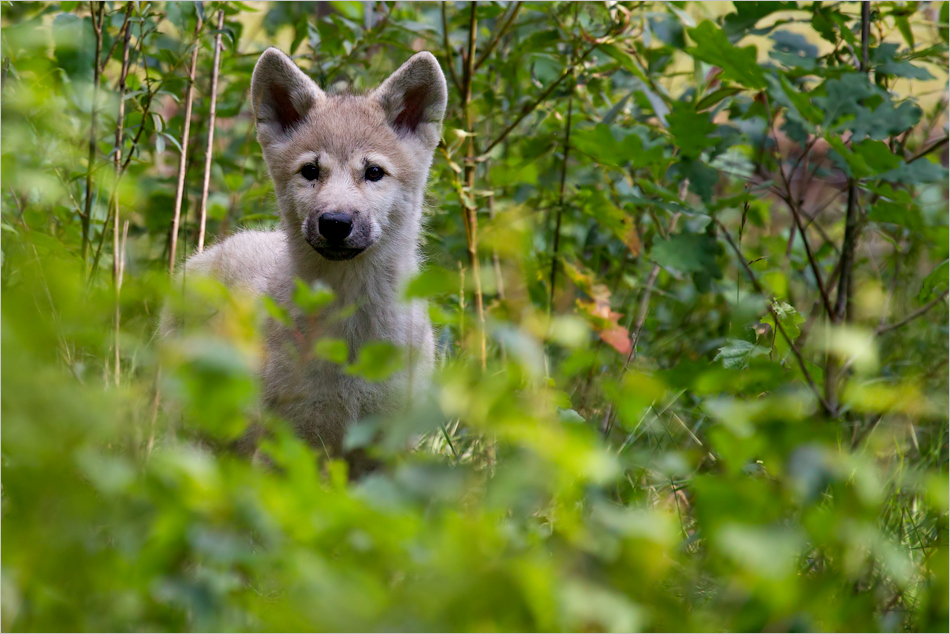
[89,15,161,281]
[549,96,573,309]
[718,220,832,414]
[114,220,129,386]
[440,3,463,96]
[169,17,203,275]
[102,2,134,63]
[81,1,105,268]
[459,1,486,369]
[876,291,948,334]
[827,1,870,412]
[480,40,600,157]
[877,240,908,332]
[112,6,133,285]
[111,4,133,386]
[623,211,682,372]
[779,192,836,320]
[197,9,225,253]
[907,135,948,163]
[473,1,521,71]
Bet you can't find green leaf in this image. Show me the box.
[852,140,902,174]
[652,232,722,277]
[873,43,935,80]
[404,268,461,300]
[762,301,804,357]
[262,295,292,327]
[597,43,649,83]
[869,199,923,230]
[941,1,949,43]
[715,339,770,369]
[314,337,348,364]
[667,104,716,158]
[894,15,914,49]
[346,341,404,382]
[723,2,795,38]
[696,86,742,111]
[766,75,821,128]
[678,158,719,203]
[572,124,665,169]
[918,260,948,303]
[293,279,335,314]
[768,30,818,70]
[687,21,767,89]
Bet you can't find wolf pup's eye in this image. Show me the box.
[365,165,384,182]
[301,163,320,181]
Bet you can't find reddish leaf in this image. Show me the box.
[600,325,632,355]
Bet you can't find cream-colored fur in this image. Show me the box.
[172,48,446,454]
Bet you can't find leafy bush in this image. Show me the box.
[2,2,948,631]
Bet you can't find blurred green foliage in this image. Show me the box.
[2,2,948,631]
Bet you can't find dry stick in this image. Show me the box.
[115,220,129,379]
[548,96,573,309]
[876,291,949,335]
[623,211,682,372]
[88,17,163,282]
[197,9,225,253]
[459,2,487,369]
[81,1,105,269]
[169,16,203,276]
[719,220,832,413]
[111,5,134,386]
[483,96,506,301]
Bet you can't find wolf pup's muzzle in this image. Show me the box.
[304,211,373,261]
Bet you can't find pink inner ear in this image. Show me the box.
[393,84,430,133]
[270,83,305,132]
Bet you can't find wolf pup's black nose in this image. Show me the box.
[319,212,353,243]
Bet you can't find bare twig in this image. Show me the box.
[718,220,832,413]
[876,291,948,334]
[549,96,573,309]
[459,2,487,369]
[826,1,870,413]
[473,2,521,71]
[81,1,105,269]
[624,212,682,371]
[779,192,836,320]
[111,5,133,386]
[112,7,133,285]
[114,220,129,386]
[169,16,203,275]
[89,14,163,280]
[197,9,225,253]
[480,40,600,157]
[102,3,133,63]
[440,3,463,96]
[907,135,948,163]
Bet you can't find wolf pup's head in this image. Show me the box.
[250,48,447,262]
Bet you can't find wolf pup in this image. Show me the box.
[176,48,446,454]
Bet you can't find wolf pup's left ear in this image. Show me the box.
[373,52,448,150]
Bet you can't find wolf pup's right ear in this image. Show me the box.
[251,48,324,143]
[373,52,448,151]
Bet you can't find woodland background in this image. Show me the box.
[2,1,949,631]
